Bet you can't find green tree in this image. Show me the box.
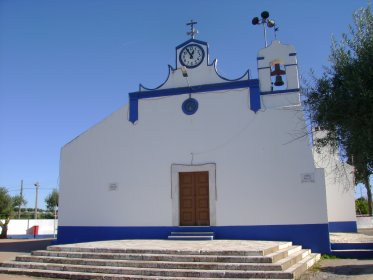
[305,6,373,215]
[13,195,27,219]
[45,189,59,217]
[0,187,14,238]
[356,197,369,215]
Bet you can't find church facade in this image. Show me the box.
[57,31,356,253]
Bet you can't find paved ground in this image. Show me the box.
[299,229,373,280]
[0,230,372,280]
[298,259,373,280]
[0,238,54,280]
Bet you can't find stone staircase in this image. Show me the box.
[331,242,373,259]
[168,231,215,240]
[329,231,373,259]
[0,240,320,279]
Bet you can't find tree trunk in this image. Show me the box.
[0,218,10,239]
[364,175,372,216]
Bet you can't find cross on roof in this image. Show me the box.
[186,20,198,39]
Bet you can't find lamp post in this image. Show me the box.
[34,182,39,219]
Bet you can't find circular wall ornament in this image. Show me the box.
[182,98,199,115]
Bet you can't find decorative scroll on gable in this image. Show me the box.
[128,37,257,124]
[139,39,249,92]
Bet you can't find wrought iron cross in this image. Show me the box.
[186,20,198,39]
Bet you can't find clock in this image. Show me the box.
[179,44,205,68]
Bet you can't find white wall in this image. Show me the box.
[312,130,356,223]
[357,216,373,229]
[59,88,328,227]
[3,219,57,236]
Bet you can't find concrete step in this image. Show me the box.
[265,245,302,263]
[46,241,293,256]
[274,249,311,271]
[330,242,373,258]
[0,261,296,278]
[15,255,283,271]
[0,267,293,280]
[46,246,273,257]
[168,231,215,240]
[170,232,215,235]
[284,253,320,279]
[17,248,311,272]
[32,248,301,263]
[331,242,373,250]
[32,250,274,263]
[168,236,214,241]
[331,249,373,259]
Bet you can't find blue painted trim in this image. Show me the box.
[211,59,250,82]
[259,64,297,70]
[250,86,261,113]
[289,53,297,56]
[131,79,258,99]
[331,250,373,259]
[128,79,260,123]
[328,221,357,233]
[284,63,298,67]
[139,65,175,91]
[129,95,138,124]
[260,88,299,95]
[176,38,208,49]
[257,57,264,60]
[331,243,373,250]
[57,223,330,253]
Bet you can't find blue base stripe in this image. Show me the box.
[332,250,373,259]
[331,243,373,250]
[57,223,330,254]
[8,234,55,239]
[328,221,357,233]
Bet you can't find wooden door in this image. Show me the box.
[179,171,210,226]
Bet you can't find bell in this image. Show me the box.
[274,75,284,86]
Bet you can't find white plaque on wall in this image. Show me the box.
[301,173,315,183]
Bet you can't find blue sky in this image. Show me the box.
[0,0,370,209]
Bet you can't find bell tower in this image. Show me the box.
[257,40,299,93]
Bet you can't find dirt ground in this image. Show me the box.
[0,236,372,280]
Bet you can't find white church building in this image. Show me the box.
[58,25,357,253]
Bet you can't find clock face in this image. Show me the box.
[179,44,205,68]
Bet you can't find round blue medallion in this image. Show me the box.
[182,98,199,115]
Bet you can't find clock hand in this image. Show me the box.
[186,48,194,59]
[190,49,195,58]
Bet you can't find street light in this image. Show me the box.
[34,182,39,219]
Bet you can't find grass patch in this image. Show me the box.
[321,254,339,259]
